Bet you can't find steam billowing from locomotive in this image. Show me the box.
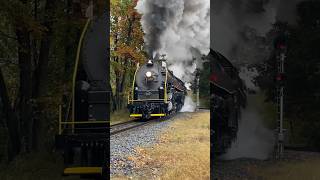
[136,0,210,82]
[212,0,310,63]
[212,0,311,159]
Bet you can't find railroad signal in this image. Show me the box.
[274,29,288,159]
[272,23,290,159]
[210,73,218,82]
[276,73,285,86]
[276,73,284,81]
[277,44,287,50]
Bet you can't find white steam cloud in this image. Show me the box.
[180,96,196,112]
[213,0,318,160]
[222,99,275,160]
[136,0,210,82]
[136,0,210,112]
[212,0,310,63]
[222,67,275,160]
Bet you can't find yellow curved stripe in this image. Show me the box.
[71,19,91,132]
[64,167,102,175]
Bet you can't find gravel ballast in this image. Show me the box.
[110,114,183,176]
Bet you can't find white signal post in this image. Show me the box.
[277,49,286,159]
[197,75,200,108]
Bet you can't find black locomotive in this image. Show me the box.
[127,57,187,119]
[55,10,109,178]
[209,49,247,154]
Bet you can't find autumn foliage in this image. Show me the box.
[110,0,146,111]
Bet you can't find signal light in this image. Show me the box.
[276,73,285,81]
[210,73,218,82]
[277,44,287,50]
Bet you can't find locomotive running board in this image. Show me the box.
[63,167,104,175]
[130,114,166,117]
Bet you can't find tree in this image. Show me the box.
[0,0,93,161]
[110,0,146,111]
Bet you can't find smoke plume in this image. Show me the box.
[222,97,275,160]
[222,67,275,160]
[136,0,210,82]
[212,0,309,63]
[212,0,320,160]
[180,96,196,112]
[136,0,210,112]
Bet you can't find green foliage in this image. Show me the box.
[199,59,211,107]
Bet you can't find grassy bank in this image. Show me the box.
[253,157,320,179]
[119,111,210,180]
[0,152,78,180]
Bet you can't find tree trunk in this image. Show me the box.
[0,68,20,161]
[16,27,32,153]
[115,69,121,110]
[119,59,128,109]
[117,15,136,110]
[32,0,56,151]
[108,82,116,112]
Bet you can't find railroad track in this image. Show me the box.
[110,114,175,136]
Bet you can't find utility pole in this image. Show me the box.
[196,73,200,108]
[193,67,200,110]
[276,52,285,158]
[274,25,288,159]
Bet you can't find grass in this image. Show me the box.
[252,158,320,180]
[122,111,210,180]
[110,108,133,125]
[0,152,79,180]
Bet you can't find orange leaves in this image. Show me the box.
[110,0,146,98]
[115,44,145,64]
[111,0,146,65]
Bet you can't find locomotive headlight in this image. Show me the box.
[146,71,152,78]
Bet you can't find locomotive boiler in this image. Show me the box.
[55,9,109,178]
[128,58,187,119]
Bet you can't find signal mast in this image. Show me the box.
[274,25,288,159]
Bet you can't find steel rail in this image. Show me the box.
[110,114,175,136]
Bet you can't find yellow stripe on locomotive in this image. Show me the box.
[127,57,186,119]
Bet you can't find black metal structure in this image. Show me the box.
[55,5,109,178]
[128,58,187,119]
[209,49,247,154]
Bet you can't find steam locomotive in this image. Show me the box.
[55,10,109,178]
[209,49,247,154]
[127,57,187,119]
